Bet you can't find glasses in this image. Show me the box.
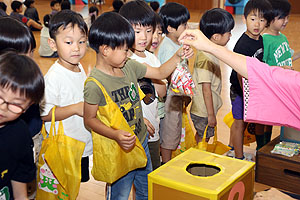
[0,97,25,114]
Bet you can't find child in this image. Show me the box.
[61,0,71,10]
[150,1,160,13]
[24,0,41,30]
[10,1,42,31]
[39,14,58,58]
[119,0,168,170]
[84,11,192,200]
[191,8,234,144]
[0,51,44,200]
[112,0,123,13]
[50,0,60,16]
[262,0,294,147]
[0,2,7,17]
[40,10,93,183]
[85,6,99,29]
[229,0,272,159]
[147,13,163,56]
[157,2,190,163]
[180,29,300,131]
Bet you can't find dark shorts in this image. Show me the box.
[230,88,244,120]
[81,156,90,182]
[190,114,215,138]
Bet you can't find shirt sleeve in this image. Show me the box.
[194,59,214,84]
[127,59,147,79]
[244,57,300,130]
[84,80,106,106]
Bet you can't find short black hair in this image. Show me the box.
[43,14,51,28]
[112,0,123,13]
[200,8,234,39]
[0,52,44,104]
[159,2,190,34]
[89,6,99,25]
[24,0,34,8]
[89,12,134,53]
[49,10,88,39]
[50,0,59,7]
[61,0,70,10]
[244,0,273,25]
[119,0,156,28]
[11,1,22,12]
[150,1,160,12]
[0,17,36,54]
[154,12,163,31]
[0,2,7,11]
[269,0,291,19]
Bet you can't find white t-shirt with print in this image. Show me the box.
[41,61,93,157]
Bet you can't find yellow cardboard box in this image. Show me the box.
[148,148,255,200]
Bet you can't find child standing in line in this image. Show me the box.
[10,1,42,31]
[119,0,177,170]
[191,8,234,144]
[84,12,192,200]
[229,0,272,159]
[50,0,60,16]
[39,14,58,58]
[0,52,44,200]
[40,10,93,183]
[147,13,163,56]
[84,6,99,29]
[262,0,296,147]
[157,2,191,164]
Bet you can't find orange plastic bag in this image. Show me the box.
[36,106,85,200]
[86,77,147,184]
[172,108,197,158]
[197,125,231,155]
[223,111,256,145]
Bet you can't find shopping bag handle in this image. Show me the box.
[202,125,218,144]
[49,106,64,137]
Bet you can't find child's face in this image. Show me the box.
[270,16,289,32]
[244,10,267,40]
[132,24,153,52]
[50,24,87,68]
[16,5,23,13]
[174,22,188,38]
[108,45,129,68]
[216,32,232,46]
[0,87,31,127]
[52,3,60,11]
[149,25,163,52]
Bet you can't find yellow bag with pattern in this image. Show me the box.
[197,125,231,155]
[36,106,85,200]
[85,77,147,184]
[172,107,197,158]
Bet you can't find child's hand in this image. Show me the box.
[176,46,194,60]
[74,102,84,117]
[143,118,155,137]
[115,130,136,151]
[208,114,217,128]
[178,29,212,52]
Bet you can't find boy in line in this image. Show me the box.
[50,0,60,16]
[147,13,164,56]
[157,2,191,163]
[191,8,234,144]
[10,1,42,30]
[229,0,273,159]
[84,12,192,200]
[0,52,44,200]
[40,10,93,184]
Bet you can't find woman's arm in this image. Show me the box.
[179,29,248,78]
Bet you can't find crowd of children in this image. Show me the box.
[0,0,299,199]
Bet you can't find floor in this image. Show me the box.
[4,0,300,199]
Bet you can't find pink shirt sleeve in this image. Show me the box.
[243,57,300,131]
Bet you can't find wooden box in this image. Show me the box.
[148,148,255,200]
[256,137,300,194]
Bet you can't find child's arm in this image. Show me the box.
[179,29,248,78]
[152,80,167,98]
[84,102,136,151]
[11,180,28,200]
[41,102,84,122]
[202,83,216,127]
[144,46,194,80]
[292,51,300,62]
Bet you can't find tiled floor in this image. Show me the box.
[4,0,300,199]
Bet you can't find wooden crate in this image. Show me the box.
[256,137,300,195]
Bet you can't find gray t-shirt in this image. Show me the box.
[84,59,148,143]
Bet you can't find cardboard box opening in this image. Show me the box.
[186,163,220,177]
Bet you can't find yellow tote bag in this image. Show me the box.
[197,125,231,155]
[86,77,147,184]
[36,106,85,200]
[223,111,256,145]
[172,107,197,158]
